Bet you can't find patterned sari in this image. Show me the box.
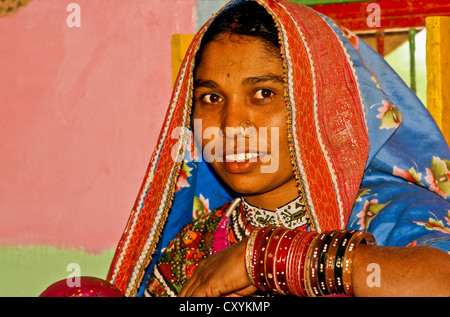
[107,0,450,297]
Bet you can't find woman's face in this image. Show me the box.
[193,34,298,207]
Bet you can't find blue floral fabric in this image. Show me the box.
[327,21,450,250]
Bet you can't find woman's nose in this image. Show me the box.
[219,97,247,139]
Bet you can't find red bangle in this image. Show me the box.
[247,227,377,297]
[264,227,285,291]
[252,226,277,291]
[247,226,267,287]
[286,230,308,297]
[273,229,298,294]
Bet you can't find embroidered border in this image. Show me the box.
[258,0,317,232]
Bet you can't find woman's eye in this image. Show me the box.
[201,93,222,104]
[253,89,274,99]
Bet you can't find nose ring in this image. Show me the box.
[239,120,256,138]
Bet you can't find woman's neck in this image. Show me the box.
[243,177,300,211]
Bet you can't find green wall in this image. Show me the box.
[0,246,114,297]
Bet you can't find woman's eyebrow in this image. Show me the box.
[194,79,218,89]
[242,74,284,85]
[194,74,284,89]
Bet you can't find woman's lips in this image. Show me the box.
[225,152,259,162]
[222,152,267,174]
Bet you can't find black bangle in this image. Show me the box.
[317,230,336,296]
[334,230,357,295]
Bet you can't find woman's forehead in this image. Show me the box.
[194,35,283,79]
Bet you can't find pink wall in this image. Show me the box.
[0,0,196,252]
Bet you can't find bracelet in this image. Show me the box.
[248,226,277,291]
[325,230,346,294]
[264,227,284,291]
[308,232,324,296]
[274,229,298,294]
[286,230,308,296]
[317,230,336,296]
[303,233,320,297]
[245,227,261,285]
[334,230,357,294]
[295,231,317,297]
[256,226,278,291]
[342,231,376,296]
[310,232,329,296]
[245,226,376,297]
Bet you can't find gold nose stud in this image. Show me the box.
[239,120,256,138]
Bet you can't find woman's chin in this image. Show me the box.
[222,176,271,196]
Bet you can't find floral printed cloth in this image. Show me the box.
[340,30,450,250]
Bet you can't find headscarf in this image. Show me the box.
[107,0,450,296]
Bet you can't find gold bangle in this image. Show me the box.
[342,231,376,296]
[245,228,261,285]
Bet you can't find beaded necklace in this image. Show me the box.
[241,196,308,229]
[227,196,309,245]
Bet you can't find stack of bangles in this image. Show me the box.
[245,226,376,297]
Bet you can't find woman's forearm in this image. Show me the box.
[244,227,450,297]
[352,244,450,297]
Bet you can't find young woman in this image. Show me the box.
[107,0,450,297]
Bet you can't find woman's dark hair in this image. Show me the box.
[194,1,281,70]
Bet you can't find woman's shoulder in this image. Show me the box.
[145,201,231,296]
[164,200,231,256]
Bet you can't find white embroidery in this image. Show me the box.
[241,196,308,229]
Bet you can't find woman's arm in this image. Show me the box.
[179,234,450,297]
[352,244,450,297]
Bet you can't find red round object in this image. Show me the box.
[40,276,125,297]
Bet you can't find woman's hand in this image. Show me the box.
[178,239,258,297]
